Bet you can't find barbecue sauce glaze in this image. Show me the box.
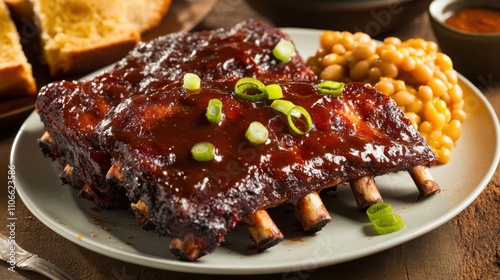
[97,81,436,247]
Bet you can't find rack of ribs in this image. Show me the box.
[36,19,439,261]
[37,19,317,209]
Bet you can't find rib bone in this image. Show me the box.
[130,200,154,230]
[408,165,441,199]
[169,235,205,262]
[60,164,73,184]
[40,130,53,143]
[245,209,284,252]
[131,200,148,212]
[38,131,57,158]
[106,161,125,183]
[349,176,383,211]
[294,191,331,233]
[80,184,93,199]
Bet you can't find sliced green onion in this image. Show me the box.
[372,214,405,234]
[271,100,312,134]
[287,106,313,135]
[183,73,201,91]
[366,202,393,223]
[191,142,215,161]
[234,77,267,102]
[317,80,345,96]
[270,99,296,115]
[272,39,295,62]
[234,77,266,94]
[206,99,223,124]
[234,91,268,102]
[265,84,283,100]
[245,121,269,144]
[366,203,406,235]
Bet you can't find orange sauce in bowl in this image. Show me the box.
[445,7,500,33]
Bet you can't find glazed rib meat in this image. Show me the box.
[36,19,317,209]
[96,80,437,261]
[36,19,440,262]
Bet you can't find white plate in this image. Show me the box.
[11,29,500,275]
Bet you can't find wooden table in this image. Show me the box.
[1,1,499,279]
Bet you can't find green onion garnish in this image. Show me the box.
[372,214,405,235]
[206,99,223,124]
[287,106,313,135]
[272,39,295,62]
[235,77,266,94]
[234,77,268,102]
[317,80,345,96]
[245,121,269,144]
[271,100,312,135]
[366,203,406,235]
[270,99,296,115]
[183,73,201,91]
[271,99,302,118]
[265,84,283,100]
[191,142,215,161]
[366,202,393,222]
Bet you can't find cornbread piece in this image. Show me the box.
[126,0,172,33]
[37,19,317,209]
[0,0,36,97]
[31,0,140,76]
[96,81,438,261]
[5,0,171,33]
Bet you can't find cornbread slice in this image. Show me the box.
[32,0,140,76]
[126,0,172,33]
[0,0,36,97]
[5,0,172,33]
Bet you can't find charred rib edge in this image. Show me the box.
[93,143,438,255]
[41,130,53,144]
[169,235,205,262]
[130,200,155,229]
[39,131,57,158]
[107,161,124,182]
[60,164,73,184]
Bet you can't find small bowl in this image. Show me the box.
[245,0,432,37]
[429,0,500,85]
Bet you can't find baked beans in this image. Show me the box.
[307,31,466,164]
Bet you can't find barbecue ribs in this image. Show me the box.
[36,19,439,262]
[37,19,317,209]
